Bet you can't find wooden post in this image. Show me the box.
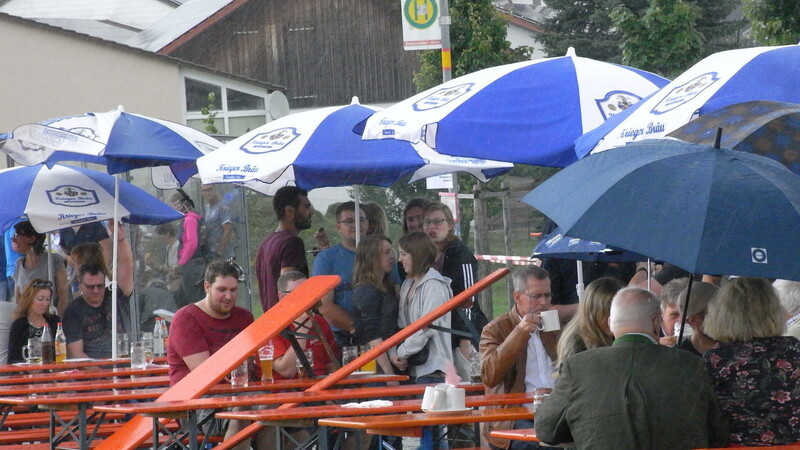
[472,183,493,319]
[501,183,514,308]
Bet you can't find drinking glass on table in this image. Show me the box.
[229,359,250,387]
[359,344,376,373]
[22,337,42,364]
[341,346,358,367]
[130,341,153,369]
[258,342,274,383]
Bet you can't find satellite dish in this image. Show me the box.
[268,91,290,120]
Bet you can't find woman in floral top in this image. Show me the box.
[703,277,800,446]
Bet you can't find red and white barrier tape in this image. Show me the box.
[475,255,536,265]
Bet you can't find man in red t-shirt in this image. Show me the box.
[255,186,314,312]
[272,272,340,380]
[167,260,264,449]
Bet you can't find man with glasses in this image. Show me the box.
[312,201,367,350]
[255,186,314,312]
[62,224,134,359]
[480,265,560,450]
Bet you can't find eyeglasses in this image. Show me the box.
[337,217,368,226]
[31,279,52,288]
[423,218,447,227]
[82,282,105,291]
[519,291,552,301]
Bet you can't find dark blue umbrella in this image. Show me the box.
[667,100,800,175]
[532,226,648,262]
[523,139,800,281]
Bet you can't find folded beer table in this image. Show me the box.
[319,406,535,450]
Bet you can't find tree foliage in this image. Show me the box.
[744,0,800,45]
[612,0,705,77]
[536,0,745,66]
[413,0,533,92]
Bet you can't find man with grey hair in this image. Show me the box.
[480,265,559,450]
[773,279,800,339]
[535,287,728,449]
[676,282,718,357]
[658,277,689,345]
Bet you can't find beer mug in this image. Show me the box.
[130,341,153,369]
[22,337,42,364]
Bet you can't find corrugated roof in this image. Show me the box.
[128,0,234,52]
[34,18,139,44]
[0,0,176,30]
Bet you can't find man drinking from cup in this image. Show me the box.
[480,265,561,450]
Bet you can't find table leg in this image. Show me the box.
[79,403,88,450]
[188,411,199,450]
[319,425,328,449]
[152,417,159,450]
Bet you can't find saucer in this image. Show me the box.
[422,407,472,414]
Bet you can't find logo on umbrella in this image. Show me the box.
[651,72,720,115]
[751,248,768,264]
[240,127,300,154]
[596,91,641,120]
[413,83,474,112]
[47,185,100,207]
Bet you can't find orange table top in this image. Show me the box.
[318,406,534,437]
[0,364,169,385]
[490,427,539,442]
[217,392,533,422]
[0,375,171,396]
[93,382,484,415]
[0,357,168,374]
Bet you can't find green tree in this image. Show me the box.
[534,0,649,63]
[200,92,219,134]
[612,0,705,77]
[413,0,533,91]
[536,0,744,63]
[744,0,800,45]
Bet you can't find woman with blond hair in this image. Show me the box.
[8,279,60,363]
[556,277,623,371]
[352,234,399,378]
[703,277,800,446]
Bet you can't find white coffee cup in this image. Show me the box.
[537,310,560,332]
[445,386,466,410]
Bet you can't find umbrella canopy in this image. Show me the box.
[532,226,648,262]
[0,106,221,184]
[576,44,800,158]
[360,48,668,167]
[196,98,513,195]
[0,164,182,233]
[667,100,800,174]
[523,139,800,281]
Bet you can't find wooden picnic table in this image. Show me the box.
[0,364,169,385]
[93,382,482,450]
[319,406,535,450]
[0,374,407,450]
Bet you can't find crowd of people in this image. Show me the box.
[2,183,799,450]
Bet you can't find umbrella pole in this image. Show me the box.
[676,274,694,347]
[354,185,361,247]
[576,260,584,300]
[647,258,652,292]
[111,176,120,360]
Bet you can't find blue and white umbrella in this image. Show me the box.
[532,227,648,263]
[576,44,800,157]
[360,48,668,167]
[0,164,182,233]
[197,98,513,196]
[0,106,221,184]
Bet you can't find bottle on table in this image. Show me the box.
[55,322,67,363]
[160,318,169,353]
[40,323,55,364]
[153,318,165,357]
